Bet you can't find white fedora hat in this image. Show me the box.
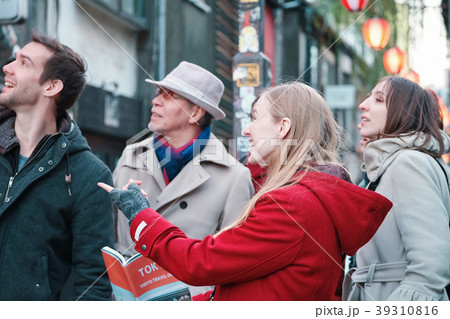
[145,61,226,120]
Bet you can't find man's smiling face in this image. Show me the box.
[0,42,54,110]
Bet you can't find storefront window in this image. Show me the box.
[99,0,119,10]
[92,0,148,20]
[120,0,147,18]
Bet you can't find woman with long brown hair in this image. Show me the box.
[99,82,392,300]
[344,76,450,301]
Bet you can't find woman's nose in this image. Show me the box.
[358,99,368,111]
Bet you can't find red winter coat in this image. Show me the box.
[130,171,392,301]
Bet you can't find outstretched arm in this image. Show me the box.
[98,179,148,225]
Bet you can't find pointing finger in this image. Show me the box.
[128,178,142,185]
[97,182,114,193]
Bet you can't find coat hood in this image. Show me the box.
[363,131,450,182]
[59,116,91,155]
[313,163,352,183]
[298,172,392,256]
[247,162,352,193]
[0,105,17,155]
[247,162,392,256]
[0,104,15,121]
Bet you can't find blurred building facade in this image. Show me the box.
[1,0,381,179]
[441,0,450,107]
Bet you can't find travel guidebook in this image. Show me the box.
[101,246,191,301]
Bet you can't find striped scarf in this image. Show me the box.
[154,126,211,185]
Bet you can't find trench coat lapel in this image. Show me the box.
[153,134,230,210]
[148,134,231,210]
[154,153,210,210]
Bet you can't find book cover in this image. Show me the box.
[101,246,191,301]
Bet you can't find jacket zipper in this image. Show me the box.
[3,133,60,204]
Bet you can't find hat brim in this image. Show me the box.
[145,78,226,120]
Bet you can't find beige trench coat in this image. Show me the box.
[113,134,253,296]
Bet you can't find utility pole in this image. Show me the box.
[232,0,271,161]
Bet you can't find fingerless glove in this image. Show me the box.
[110,183,150,225]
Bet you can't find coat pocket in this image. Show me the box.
[33,254,53,300]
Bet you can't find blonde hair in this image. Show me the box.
[216,82,342,236]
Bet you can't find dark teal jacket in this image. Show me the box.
[0,109,114,300]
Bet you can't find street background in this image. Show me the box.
[1,0,450,183]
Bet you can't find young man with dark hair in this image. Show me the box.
[0,33,114,300]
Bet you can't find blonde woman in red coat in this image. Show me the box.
[99,82,392,301]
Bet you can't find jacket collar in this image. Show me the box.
[132,133,237,169]
[363,131,450,181]
[0,104,15,122]
[128,133,238,208]
[190,134,237,167]
[0,117,18,155]
[0,108,73,156]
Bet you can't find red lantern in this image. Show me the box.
[437,95,449,128]
[340,0,369,12]
[362,17,390,50]
[383,47,407,74]
[400,70,420,84]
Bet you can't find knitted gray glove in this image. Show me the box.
[110,183,150,225]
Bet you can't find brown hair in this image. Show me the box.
[379,76,444,156]
[32,32,87,115]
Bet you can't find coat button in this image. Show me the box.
[5,198,10,203]
[180,201,187,209]
[62,143,67,148]
[48,160,53,165]
[141,245,147,251]
[38,167,44,172]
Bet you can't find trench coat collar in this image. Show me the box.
[132,133,237,209]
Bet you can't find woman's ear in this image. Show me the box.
[43,79,64,98]
[278,117,291,139]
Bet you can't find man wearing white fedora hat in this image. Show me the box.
[112,61,253,296]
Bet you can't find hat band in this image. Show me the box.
[165,75,217,106]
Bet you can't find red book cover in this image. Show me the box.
[101,246,191,301]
